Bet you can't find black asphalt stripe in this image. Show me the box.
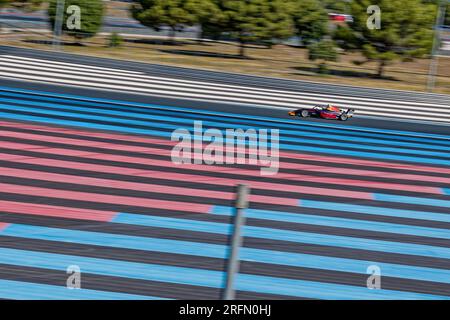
[1,235,449,297]
[0,264,302,300]
[5,95,450,148]
[1,108,449,163]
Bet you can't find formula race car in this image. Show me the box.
[289,105,355,121]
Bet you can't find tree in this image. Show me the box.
[212,0,294,56]
[132,0,202,44]
[334,0,437,78]
[289,0,329,46]
[186,0,222,42]
[308,39,339,73]
[48,0,104,42]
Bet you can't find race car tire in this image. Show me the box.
[300,110,309,118]
[340,114,348,121]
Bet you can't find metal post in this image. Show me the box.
[427,1,447,92]
[222,184,250,300]
[53,0,66,51]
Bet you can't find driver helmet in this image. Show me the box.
[327,104,338,112]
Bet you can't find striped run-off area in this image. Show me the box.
[0,86,449,300]
[0,55,450,124]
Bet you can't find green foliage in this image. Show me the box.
[308,40,339,61]
[308,39,339,73]
[333,24,359,50]
[289,0,329,46]
[208,0,295,55]
[48,0,104,40]
[337,0,437,77]
[108,32,123,48]
[132,0,201,39]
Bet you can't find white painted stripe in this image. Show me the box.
[1,55,143,74]
[1,68,450,121]
[1,56,450,124]
[2,73,449,124]
[3,55,449,110]
[0,59,143,77]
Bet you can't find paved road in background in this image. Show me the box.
[0,47,449,299]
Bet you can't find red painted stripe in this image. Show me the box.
[0,183,212,213]
[0,167,298,206]
[1,120,449,175]
[2,138,447,188]
[0,222,10,231]
[0,152,373,200]
[0,141,442,194]
[0,129,172,157]
[278,163,450,185]
[0,200,115,222]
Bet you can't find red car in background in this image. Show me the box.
[289,105,355,121]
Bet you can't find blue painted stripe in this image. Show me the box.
[2,223,450,286]
[444,189,450,196]
[0,247,447,299]
[1,106,450,166]
[0,279,161,300]
[2,90,450,148]
[2,96,449,152]
[2,99,450,159]
[374,194,450,208]
[113,213,450,259]
[209,206,450,240]
[1,85,449,141]
[300,200,450,223]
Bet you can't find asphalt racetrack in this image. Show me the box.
[0,47,449,300]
